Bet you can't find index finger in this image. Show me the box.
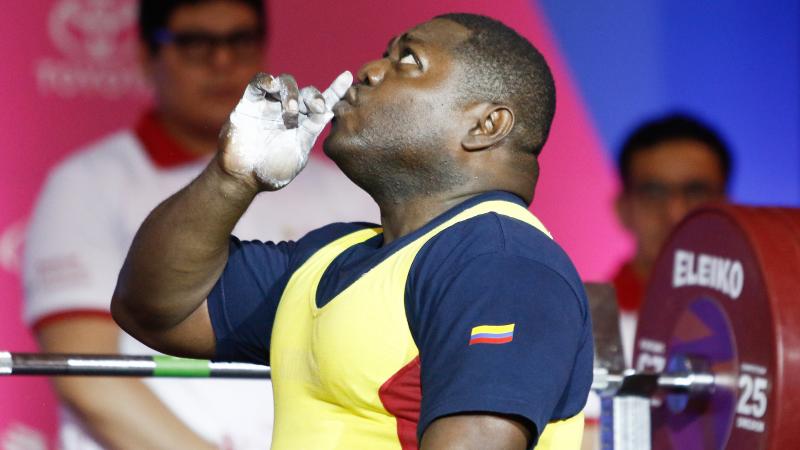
[322,71,353,109]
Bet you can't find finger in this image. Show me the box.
[322,71,353,109]
[299,86,325,115]
[233,73,277,118]
[278,73,300,129]
[242,72,275,102]
[299,110,333,145]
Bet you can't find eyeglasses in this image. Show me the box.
[627,180,724,208]
[153,27,264,63]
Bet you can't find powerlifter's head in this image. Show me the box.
[137,0,266,143]
[324,14,556,205]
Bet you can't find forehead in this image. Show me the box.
[629,139,725,184]
[169,1,260,31]
[397,19,472,50]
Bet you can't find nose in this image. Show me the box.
[665,195,691,228]
[208,43,238,69]
[357,59,387,86]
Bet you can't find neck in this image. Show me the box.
[157,111,220,156]
[378,191,482,245]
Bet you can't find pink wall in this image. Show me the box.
[0,0,629,444]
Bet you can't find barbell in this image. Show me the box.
[1,204,797,450]
[588,204,800,450]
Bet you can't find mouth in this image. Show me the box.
[344,86,358,105]
[332,86,358,116]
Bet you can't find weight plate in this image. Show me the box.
[633,204,800,450]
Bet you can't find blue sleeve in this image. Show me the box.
[208,222,375,365]
[208,236,295,365]
[409,253,591,442]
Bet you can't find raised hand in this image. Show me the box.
[219,71,353,191]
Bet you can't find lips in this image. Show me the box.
[333,86,359,116]
[344,86,358,105]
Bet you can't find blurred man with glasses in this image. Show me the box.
[23,1,375,449]
[582,113,731,450]
[613,113,731,365]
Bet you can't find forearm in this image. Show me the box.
[112,156,258,335]
[113,72,348,352]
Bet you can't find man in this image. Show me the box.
[112,13,592,449]
[613,113,731,364]
[24,1,375,449]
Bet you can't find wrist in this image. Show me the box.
[208,154,261,202]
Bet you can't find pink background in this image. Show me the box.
[0,0,628,444]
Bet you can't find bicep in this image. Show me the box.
[110,293,217,358]
[420,414,531,450]
[125,300,217,359]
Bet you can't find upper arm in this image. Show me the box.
[420,414,531,450]
[112,298,217,359]
[410,253,591,445]
[420,414,530,450]
[112,235,296,361]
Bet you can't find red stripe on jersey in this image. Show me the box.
[379,356,421,450]
[469,336,514,345]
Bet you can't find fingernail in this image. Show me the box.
[313,99,325,112]
[287,99,298,113]
[263,75,279,91]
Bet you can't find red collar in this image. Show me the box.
[612,261,646,312]
[134,111,206,168]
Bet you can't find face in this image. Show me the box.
[141,1,264,138]
[324,19,474,200]
[617,139,727,267]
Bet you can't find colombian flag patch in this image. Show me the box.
[469,324,515,345]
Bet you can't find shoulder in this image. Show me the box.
[45,130,145,186]
[413,212,584,297]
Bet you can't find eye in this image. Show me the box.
[399,53,416,65]
[398,49,420,68]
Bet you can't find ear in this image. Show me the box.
[461,105,515,151]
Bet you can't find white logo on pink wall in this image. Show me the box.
[1,423,48,450]
[0,220,26,275]
[36,0,149,99]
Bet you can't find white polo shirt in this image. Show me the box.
[23,114,378,450]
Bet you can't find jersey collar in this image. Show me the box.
[134,111,206,169]
[368,191,529,251]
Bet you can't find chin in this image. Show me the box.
[322,131,347,162]
[323,132,369,182]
